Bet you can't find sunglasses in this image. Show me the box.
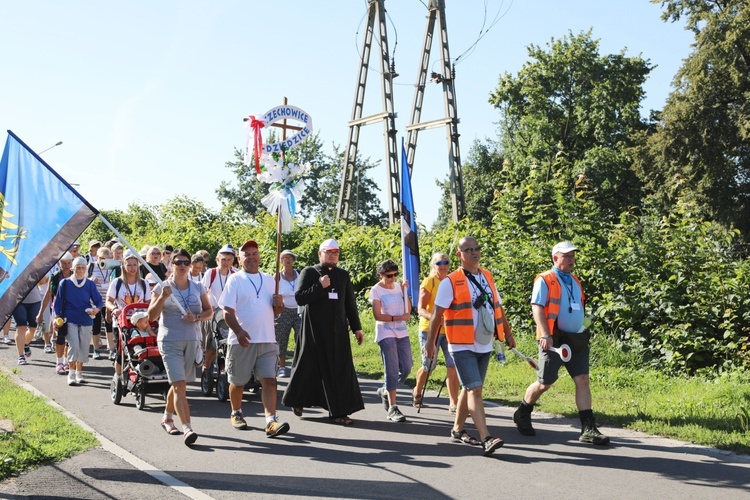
[384,272,398,278]
[435,260,450,266]
[173,260,190,266]
[459,246,481,253]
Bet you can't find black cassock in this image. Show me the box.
[282,264,364,418]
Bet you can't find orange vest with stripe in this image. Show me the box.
[444,268,506,344]
[536,269,585,339]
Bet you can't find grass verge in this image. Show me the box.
[349,314,750,455]
[0,371,98,480]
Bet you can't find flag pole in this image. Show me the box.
[273,96,289,296]
[97,213,186,315]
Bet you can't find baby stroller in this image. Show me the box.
[200,308,260,401]
[110,302,169,410]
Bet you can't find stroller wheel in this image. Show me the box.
[135,387,146,410]
[216,373,229,402]
[201,368,214,397]
[110,376,123,405]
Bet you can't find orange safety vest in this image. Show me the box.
[444,268,506,344]
[536,269,585,339]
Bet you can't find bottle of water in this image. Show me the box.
[493,339,506,365]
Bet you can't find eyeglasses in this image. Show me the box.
[435,260,450,266]
[459,246,481,253]
[150,252,161,256]
[173,260,190,266]
[324,250,340,255]
[384,272,398,278]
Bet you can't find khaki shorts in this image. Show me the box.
[158,340,199,383]
[226,342,279,387]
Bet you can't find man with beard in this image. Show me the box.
[282,238,364,425]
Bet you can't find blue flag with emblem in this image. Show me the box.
[0,131,98,327]
[400,138,420,311]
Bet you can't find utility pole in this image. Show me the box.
[405,0,465,222]
[337,0,400,224]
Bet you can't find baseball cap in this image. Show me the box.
[240,240,258,252]
[218,244,236,255]
[551,241,578,256]
[319,239,339,251]
[123,250,139,261]
[130,311,148,324]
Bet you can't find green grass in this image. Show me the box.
[348,314,750,455]
[0,372,98,479]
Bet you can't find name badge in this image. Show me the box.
[571,303,581,311]
[328,292,338,300]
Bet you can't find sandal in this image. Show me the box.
[183,429,198,446]
[161,418,181,435]
[449,405,457,415]
[482,436,504,456]
[412,393,423,408]
[451,429,480,446]
[293,407,303,417]
[333,416,353,426]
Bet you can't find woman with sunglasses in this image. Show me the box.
[149,248,212,446]
[369,259,413,422]
[414,253,461,418]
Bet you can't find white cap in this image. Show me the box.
[59,251,74,261]
[552,241,578,256]
[123,250,139,261]
[319,239,339,251]
[218,244,236,255]
[130,311,148,324]
[72,256,87,267]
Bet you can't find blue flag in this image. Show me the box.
[400,138,420,311]
[0,131,97,327]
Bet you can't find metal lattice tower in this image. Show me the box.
[405,0,465,222]
[337,0,400,224]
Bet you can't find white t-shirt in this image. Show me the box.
[369,284,409,342]
[277,271,299,309]
[201,268,234,308]
[218,271,276,345]
[107,277,152,309]
[433,270,501,354]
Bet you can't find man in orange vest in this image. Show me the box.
[513,241,609,445]
[426,236,516,456]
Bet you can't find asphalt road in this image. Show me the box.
[1,341,749,499]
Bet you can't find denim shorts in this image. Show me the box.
[451,350,491,390]
[537,345,589,385]
[419,331,455,370]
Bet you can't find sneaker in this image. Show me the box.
[76,372,86,384]
[230,412,248,430]
[513,406,536,436]
[67,372,77,386]
[2,336,13,345]
[92,350,103,360]
[44,344,53,354]
[580,424,610,446]
[17,355,27,366]
[108,349,117,361]
[24,346,31,358]
[265,420,290,438]
[377,387,389,410]
[387,406,406,422]
[56,363,66,375]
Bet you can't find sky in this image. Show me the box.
[0,0,695,229]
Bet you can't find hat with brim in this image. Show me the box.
[280,249,297,259]
[130,311,148,324]
[218,244,235,255]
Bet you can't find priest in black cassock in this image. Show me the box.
[282,238,365,425]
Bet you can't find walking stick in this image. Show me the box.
[417,332,441,414]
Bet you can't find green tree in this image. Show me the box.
[641,0,750,237]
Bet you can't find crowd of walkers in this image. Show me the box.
[5,235,609,454]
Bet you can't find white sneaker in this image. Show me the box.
[76,372,85,384]
[277,367,289,378]
[67,372,77,386]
